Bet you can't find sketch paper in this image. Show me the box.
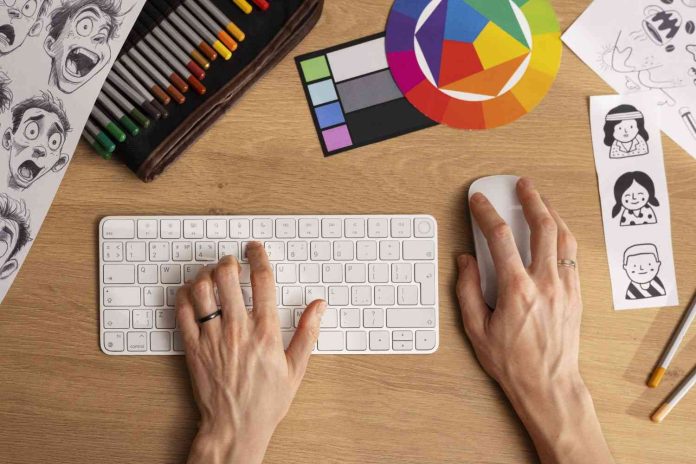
[590,94,678,310]
[0,0,145,303]
[563,0,696,159]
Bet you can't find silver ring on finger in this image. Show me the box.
[557,259,577,270]
[198,309,222,324]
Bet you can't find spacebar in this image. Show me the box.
[386,308,436,328]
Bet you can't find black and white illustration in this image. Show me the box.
[0,0,53,57]
[612,171,660,226]
[2,91,70,190]
[0,192,30,280]
[623,243,667,300]
[604,105,650,158]
[0,69,11,111]
[44,0,123,94]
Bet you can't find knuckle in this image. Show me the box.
[559,231,578,252]
[491,222,511,240]
[216,260,240,281]
[254,266,275,282]
[538,216,557,234]
[191,279,213,299]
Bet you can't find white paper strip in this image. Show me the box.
[0,0,146,302]
[590,94,678,310]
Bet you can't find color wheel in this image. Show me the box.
[385,0,562,129]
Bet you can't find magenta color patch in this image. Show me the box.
[322,125,353,152]
[386,50,425,94]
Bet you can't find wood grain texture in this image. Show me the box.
[2,0,696,462]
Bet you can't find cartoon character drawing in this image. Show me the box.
[612,172,660,226]
[44,0,122,94]
[623,243,666,300]
[0,193,30,279]
[0,0,52,56]
[0,70,11,111]
[604,105,650,158]
[2,91,70,190]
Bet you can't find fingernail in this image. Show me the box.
[471,192,485,204]
[518,177,533,189]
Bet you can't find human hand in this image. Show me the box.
[176,242,326,464]
[457,178,613,464]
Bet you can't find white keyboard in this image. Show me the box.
[99,215,439,355]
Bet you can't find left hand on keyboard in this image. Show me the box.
[177,241,327,464]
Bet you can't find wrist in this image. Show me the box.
[188,423,273,464]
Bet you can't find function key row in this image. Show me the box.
[102,217,436,240]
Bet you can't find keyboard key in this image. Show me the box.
[173,332,185,351]
[283,286,302,306]
[240,264,251,284]
[369,263,389,283]
[393,340,413,351]
[415,263,436,305]
[322,263,342,283]
[320,308,338,328]
[416,330,437,351]
[340,308,360,328]
[367,218,388,238]
[310,241,331,261]
[184,264,204,283]
[133,309,153,329]
[103,331,125,352]
[103,242,123,262]
[293,308,305,327]
[166,287,180,306]
[184,219,204,239]
[127,331,147,352]
[357,241,377,261]
[305,286,325,304]
[103,265,135,284]
[393,330,413,341]
[299,218,319,238]
[103,219,135,239]
[172,242,193,261]
[104,287,140,306]
[403,240,435,260]
[392,263,412,283]
[414,218,435,238]
[281,331,294,349]
[351,286,371,306]
[229,219,250,238]
[275,219,296,238]
[379,241,400,260]
[151,331,171,351]
[345,264,366,283]
[196,242,216,261]
[299,263,320,283]
[241,287,253,306]
[144,287,165,307]
[126,242,146,262]
[369,331,390,351]
[264,241,285,261]
[103,309,129,329]
[321,218,342,238]
[387,308,436,328]
[137,219,158,239]
[363,308,384,328]
[318,331,344,351]
[397,285,419,305]
[276,264,297,283]
[375,286,395,305]
[156,309,176,329]
[328,286,349,306]
[344,218,365,238]
[278,308,293,329]
[160,219,181,239]
[287,241,308,261]
[346,331,367,351]
[161,264,181,284]
[391,218,411,238]
[252,219,273,238]
[138,264,158,284]
[206,219,227,238]
[218,242,239,259]
[333,241,354,261]
[149,242,170,262]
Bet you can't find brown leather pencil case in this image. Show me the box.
[111,0,323,182]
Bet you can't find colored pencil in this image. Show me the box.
[250,0,269,11]
[129,34,190,94]
[649,294,696,388]
[83,131,112,160]
[142,7,210,70]
[652,365,696,423]
[85,119,116,153]
[110,64,165,119]
[101,81,151,129]
[123,49,183,104]
[174,2,233,60]
[97,93,140,136]
[150,0,218,61]
[198,0,245,42]
[91,106,126,142]
[184,0,238,51]
[232,0,253,14]
[116,57,171,106]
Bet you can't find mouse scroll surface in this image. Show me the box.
[469,176,532,308]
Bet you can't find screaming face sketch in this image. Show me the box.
[623,243,666,300]
[2,91,71,190]
[0,0,52,56]
[44,0,121,93]
[604,105,650,158]
[0,193,30,279]
[612,171,660,226]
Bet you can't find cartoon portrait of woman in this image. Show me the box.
[611,171,660,227]
[603,105,650,159]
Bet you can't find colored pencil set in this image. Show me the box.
[83,0,270,159]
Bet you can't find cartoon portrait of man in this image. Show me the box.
[623,243,666,300]
[2,91,71,190]
[0,0,52,56]
[0,193,30,279]
[44,0,121,94]
[0,70,11,111]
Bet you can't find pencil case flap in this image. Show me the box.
[117,0,323,182]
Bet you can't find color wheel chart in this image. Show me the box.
[385,0,562,129]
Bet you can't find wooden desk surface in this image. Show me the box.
[2,1,696,462]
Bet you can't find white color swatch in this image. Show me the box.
[590,93,678,310]
[326,37,388,83]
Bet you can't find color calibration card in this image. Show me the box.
[296,34,436,156]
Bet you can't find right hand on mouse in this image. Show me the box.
[457,178,613,464]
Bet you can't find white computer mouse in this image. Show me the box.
[469,175,531,308]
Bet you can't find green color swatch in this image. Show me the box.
[465,0,529,47]
[300,55,331,82]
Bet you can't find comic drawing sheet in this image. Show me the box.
[0,0,145,303]
[563,0,696,159]
[590,94,678,310]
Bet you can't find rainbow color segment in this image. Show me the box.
[385,0,561,129]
